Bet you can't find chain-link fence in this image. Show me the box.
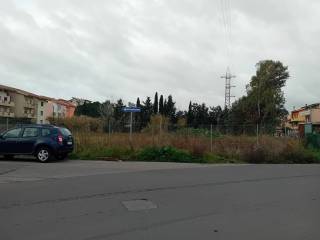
[0,116,292,138]
[135,122,284,137]
[64,119,297,160]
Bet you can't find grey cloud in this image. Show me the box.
[1,0,319,110]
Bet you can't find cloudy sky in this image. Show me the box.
[0,0,319,110]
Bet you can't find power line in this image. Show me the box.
[226,0,234,70]
[220,0,232,64]
[219,0,236,108]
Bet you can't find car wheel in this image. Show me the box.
[56,153,68,160]
[4,155,14,160]
[36,147,51,163]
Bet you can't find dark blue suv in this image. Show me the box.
[0,124,74,162]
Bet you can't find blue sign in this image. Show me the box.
[122,107,141,113]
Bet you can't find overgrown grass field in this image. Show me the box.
[70,131,320,164]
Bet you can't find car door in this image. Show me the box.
[0,128,23,154]
[19,127,40,154]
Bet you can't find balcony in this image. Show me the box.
[24,102,36,109]
[24,113,36,119]
[0,101,15,107]
[0,111,14,118]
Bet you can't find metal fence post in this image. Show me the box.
[159,116,162,143]
[108,121,111,139]
[210,124,213,152]
[130,112,133,142]
[256,123,259,146]
[152,125,155,146]
[6,117,9,130]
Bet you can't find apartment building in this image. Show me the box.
[12,91,37,119]
[45,100,66,119]
[0,84,76,124]
[300,103,320,124]
[0,84,38,120]
[290,108,306,129]
[56,99,76,118]
[289,103,320,136]
[0,88,15,118]
[36,96,50,124]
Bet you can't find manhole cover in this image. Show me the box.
[122,199,157,211]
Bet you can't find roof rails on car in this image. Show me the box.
[15,123,56,127]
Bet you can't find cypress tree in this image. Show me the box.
[153,92,158,114]
[114,99,124,122]
[136,97,141,108]
[187,101,193,125]
[163,99,168,116]
[159,95,164,115]
[142,97,153,125]
[135,97,141,129]
[166,95,176,122]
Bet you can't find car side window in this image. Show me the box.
[22,128,39,138]
[42,128,51,137]
[3,128,22,138]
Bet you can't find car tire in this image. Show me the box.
[4,155,14,160]
[56,153,68,160]
[36,147,51,163]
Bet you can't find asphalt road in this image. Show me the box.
[0,159,319,240]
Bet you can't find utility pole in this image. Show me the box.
[221,68,236,109]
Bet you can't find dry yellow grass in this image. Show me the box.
[52,117,318,163]
[73,131,296,157]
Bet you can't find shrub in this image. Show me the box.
[48,116,104,132]
[280,141,318,164]
[142,115,170,134]
[190,140,207,157]
[241,139,319,164]
[136,146,194,163]
[242,145,269,163]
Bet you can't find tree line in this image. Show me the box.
[75,60,289,133]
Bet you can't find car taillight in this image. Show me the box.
[58,135,63,144]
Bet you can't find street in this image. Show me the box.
[0,160,319,240]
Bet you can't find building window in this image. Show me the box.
[41,101,44,107]
[40,111,43,116]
